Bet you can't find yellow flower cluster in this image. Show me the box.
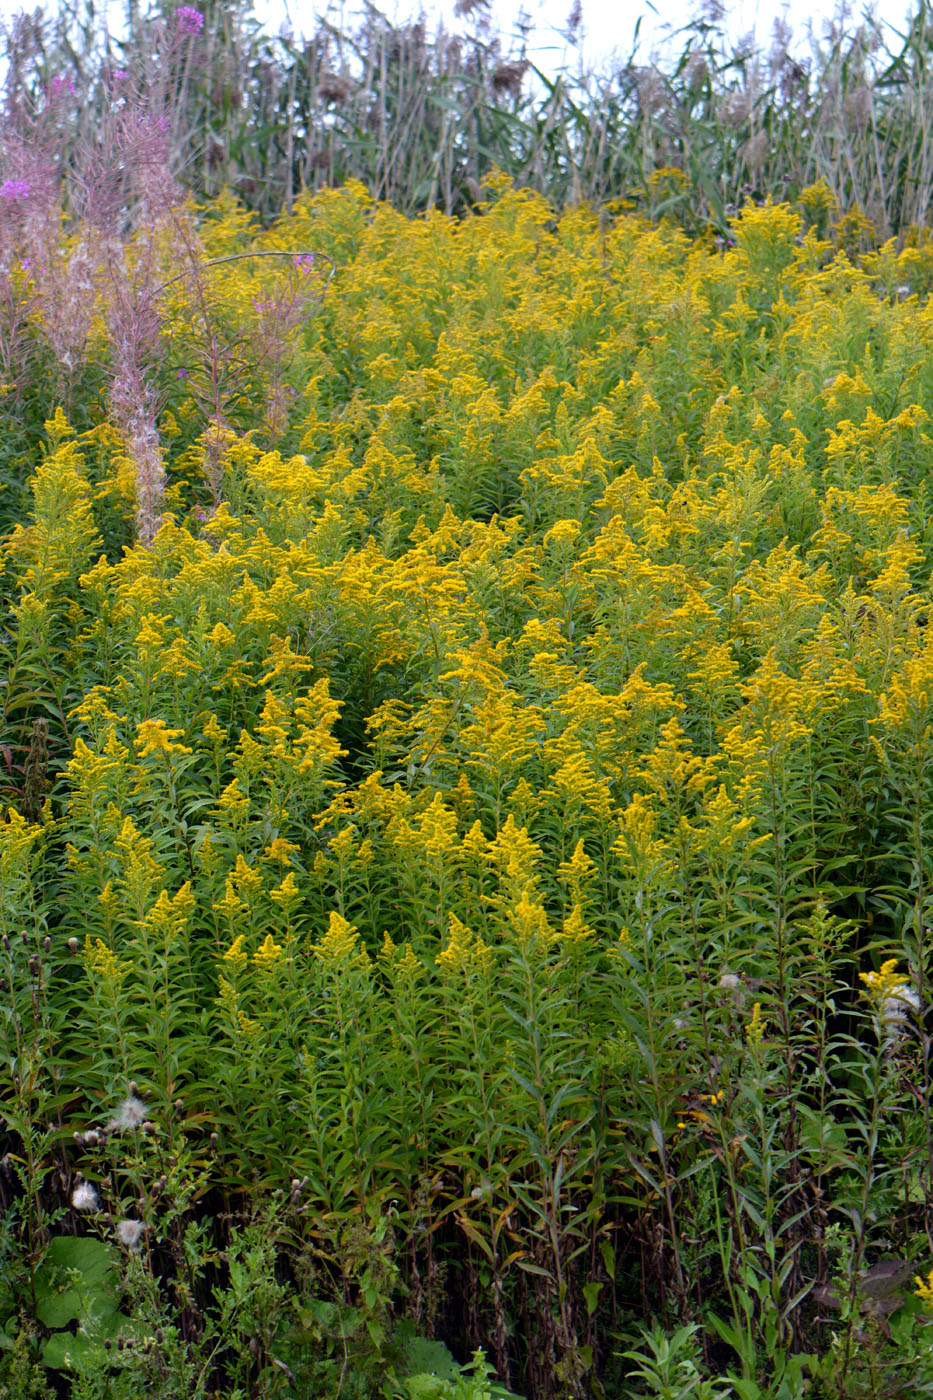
[14,181,933,1090]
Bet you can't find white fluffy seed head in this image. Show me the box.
[108,1094,150,1132]
[72,1181,100,1212]
[115,1218,146,1249]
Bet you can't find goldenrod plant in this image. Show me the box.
[9,8,933,1393]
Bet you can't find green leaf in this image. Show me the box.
[400,1334,461,1381]
[582,1281,601,1317]
[34,1236,119,1331]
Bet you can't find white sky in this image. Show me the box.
[264,0,918,71]
[0,0,919,75]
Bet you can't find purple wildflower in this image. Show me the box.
[176,367,189,379]
[48,75,76,98]
[0,179,30,200]
[293,253,316,273]
[176,6,204,34]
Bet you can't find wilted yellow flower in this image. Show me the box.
[84,937,131,983]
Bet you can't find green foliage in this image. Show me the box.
[11,119,933,1395]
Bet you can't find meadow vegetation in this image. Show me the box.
[6,3,933,1398]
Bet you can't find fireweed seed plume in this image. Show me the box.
[0,36,95,384]
[82,70,186,547]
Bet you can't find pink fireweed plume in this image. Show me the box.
[0,179,30,200]
[111,368,166,547]
[175,6,204,34]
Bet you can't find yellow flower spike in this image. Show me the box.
[417,792,457,858]
[236,1010,262,1041]
[315,910,369,966]
[222,934,248,970]
[396,943,422,981]
[914,1269,933,1307]
[202,713,226,744]
[561,903,594,945]
[213,883,247,923]
[84,937,130,984]
[136,718,193,759]
[859,958,909,1004]
[265,836,299,865]
[215,777,250,825]
[269,871,299,914]
[509,886,553,948]
[543,518,582,550]
[746,1003,764,1052]
[487,813,542,884]
[436,913,471,973]
[328,826,359,862]
[253,933,284,969]
[231,854,262,897]
[557,838,597,897]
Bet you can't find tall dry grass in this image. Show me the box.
[7,0,933,237]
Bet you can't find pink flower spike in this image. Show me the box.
[176,6,204,34]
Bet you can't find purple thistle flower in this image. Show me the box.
[175,6,204,34]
